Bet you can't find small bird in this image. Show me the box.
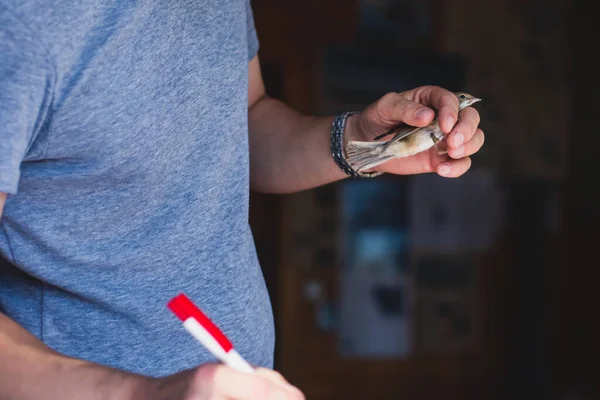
[345,92,481,172]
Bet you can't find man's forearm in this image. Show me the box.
[248,96,358,194]
[0,313,149,400]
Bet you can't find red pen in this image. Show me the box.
[168,293,254,373]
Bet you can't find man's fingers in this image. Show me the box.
[255,368,305,399]
[448,128,484,159]
[210,365,261,399]
[211,365,304,400]
[436,156,472,178]
[254,368,289,385]
[411,85,459,133]
[376,92,435,127]
[446,107,481,154]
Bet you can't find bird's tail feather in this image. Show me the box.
[345,141,396,172]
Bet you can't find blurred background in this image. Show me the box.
[248,1,596,399]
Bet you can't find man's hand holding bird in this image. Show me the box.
[344,85,485,178]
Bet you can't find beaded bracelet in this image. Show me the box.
[330,111,383,179]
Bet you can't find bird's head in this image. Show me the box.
[455,92,482,110]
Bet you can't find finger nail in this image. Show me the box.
[416,108,431,120]
[454,132,464,147]
[446,116,455,130]
[439,163,451,176]
[453,146,464,157]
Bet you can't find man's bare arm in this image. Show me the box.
[247,57,484,194]
[247,57,349,193]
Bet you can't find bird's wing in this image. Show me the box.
[379,118,438,152]
[389,125,422,143]
[373,122,418,141]
[378,126,419,152]
[378,116,439,143]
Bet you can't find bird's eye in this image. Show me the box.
[459,94,466,99]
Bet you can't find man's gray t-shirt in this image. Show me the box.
[0,0,274,377]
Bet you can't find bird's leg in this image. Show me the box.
[431,133,448,155]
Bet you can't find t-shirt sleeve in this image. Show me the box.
[246,0,260,60]
[0,10,54,195]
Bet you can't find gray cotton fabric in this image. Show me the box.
[0,0,275,377]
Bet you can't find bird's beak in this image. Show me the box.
[472,98,482,104]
